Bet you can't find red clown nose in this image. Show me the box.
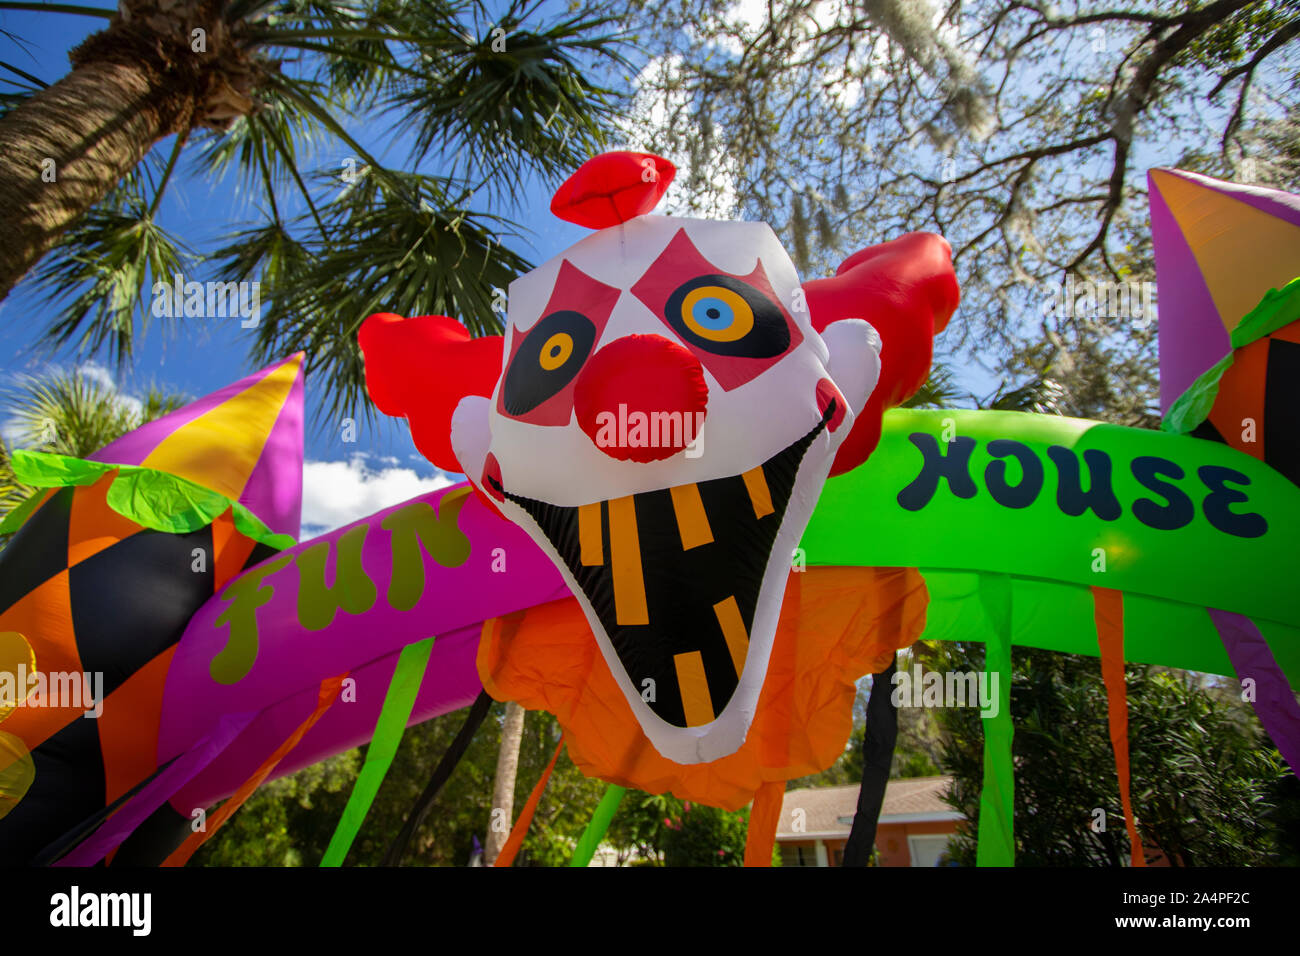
[574,334,709,462]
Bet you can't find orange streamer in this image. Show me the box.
[162,673,347,867]
[493,736,565,868]
[743,780,784,867]
[1091,587,1145,867]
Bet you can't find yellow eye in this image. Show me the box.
[680,286,754,342]
[539,332,574,370]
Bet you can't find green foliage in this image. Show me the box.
[605,790,674,865]
[196,702,608,867]
[222,168,533,425]
[512,708,608,867]
[192,750,362,867]
[930,642,1298,866]
[198,704,495,866]
[34,145,190,364]
[901,361,967,410]
[661,799,750,867]
[385,4,628,185]
[892,738,942,779]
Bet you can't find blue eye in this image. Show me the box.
[681,286,753,341]
[692,296,734,330]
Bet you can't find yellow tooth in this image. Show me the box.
[578,502,603,566]
[669,482,713,550]
[741,466,774,519]
[607,495,649,626]
[674,651,715,727]
[712,595,750,678]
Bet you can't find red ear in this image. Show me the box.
[803,232,960,476]
[359,313,504,473]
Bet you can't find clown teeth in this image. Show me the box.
[490,402,833,729]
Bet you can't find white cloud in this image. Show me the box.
[76,361,117,393]
[301,455,457,537]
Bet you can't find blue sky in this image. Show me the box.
[0,2,605,534]
[0,1,1000,538]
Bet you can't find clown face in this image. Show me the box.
[450,213,882,765]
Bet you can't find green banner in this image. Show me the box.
[804,408,1299,632]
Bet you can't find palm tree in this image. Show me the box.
[0,368,187,524]
[0,0,628,416]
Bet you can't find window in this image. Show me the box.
[907,834,953,867]
[779,844,818,867]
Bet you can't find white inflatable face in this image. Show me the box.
[452,214,881,764]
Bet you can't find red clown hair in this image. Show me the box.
[804,232,960,475]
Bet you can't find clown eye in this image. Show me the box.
[539,332,574,370]
[664,275,789,357]
[682,287,753,342]
[502,310,596,415]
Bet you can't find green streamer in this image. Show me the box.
[568,785,626,867]
[320,637,435,867]
[976,574,1015,867]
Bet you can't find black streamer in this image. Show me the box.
[382,690,494,866]
[842,655,898,867]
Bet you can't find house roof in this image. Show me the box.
[775,776,960,838]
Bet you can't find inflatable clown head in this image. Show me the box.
[361,151,958,766]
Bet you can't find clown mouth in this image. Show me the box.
[488,402,834,729]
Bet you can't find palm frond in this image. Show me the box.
[2,369,137,455]
[0,56,48,118]
[216,169,529,423]
[0,2,114,18]
[137,385,190,421]
[384,3,629,187]
[0,440,36,521]
[16,0,630,404]
[33,194,193,367]
[192,82,326,205]
[902,361,966,409]
[982,377,1068,415]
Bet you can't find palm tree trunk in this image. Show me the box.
[0,56,190,302]
[0,0,255,304]
[484,700,526,866]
